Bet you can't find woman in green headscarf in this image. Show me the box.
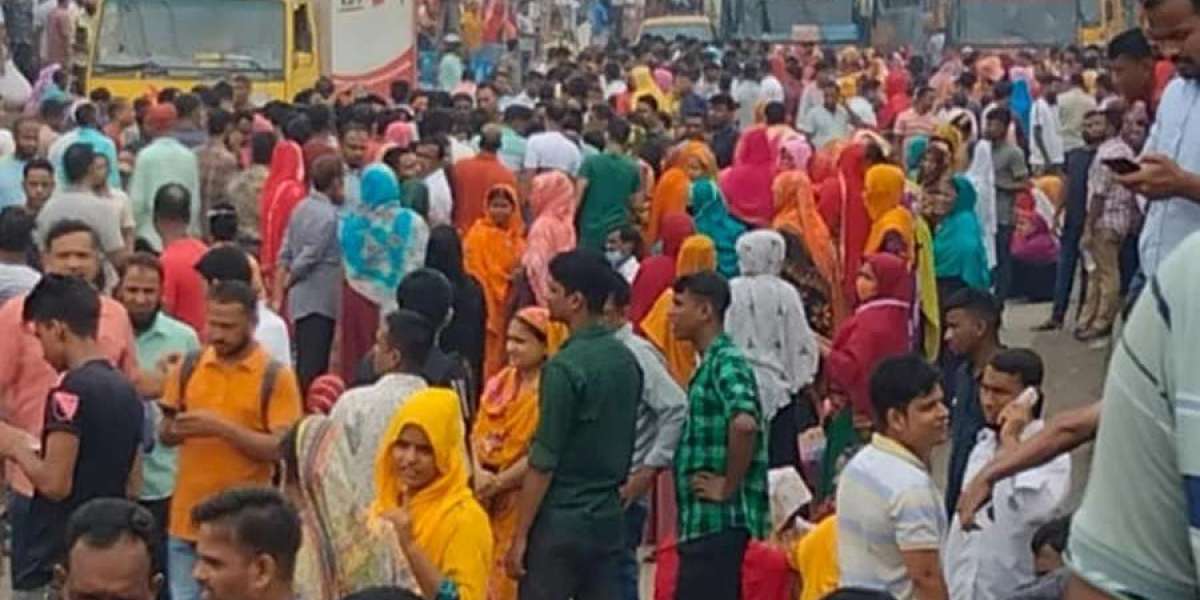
[684,144,745,278]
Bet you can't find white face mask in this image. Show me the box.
[605,249,627,267]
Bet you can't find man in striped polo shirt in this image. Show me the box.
[836,354,950,600]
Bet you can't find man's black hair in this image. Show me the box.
[869,353,941,426]
[173,93,202,119]
[310,155,344,195]
[66,498,158,563]
[208,202,239,243]
[824,589,899,600]
[190,487,301,580]
[636,95,660,113]
[986,106,1013,129]
[1107,27,1154,62]
[988,348,1045,388]
[479,126,503,153]
[194,245,253,284]
[62,143,96,184]
[212,80,235,103]
[0,206,35,253]
[207,279,258,316]
[45,219,100,253]
[306,103,334,133]
[282,114,313,145]
[503,104,534,124]
[384,309,435,369]
[153,183,192,225]
[250,131,278,166]
[73,103,100,128]
[119,251,164,284]
[207,108,233,137]
[549,249,613,314]
[390,79,412,105]
[944,288,1002,333]
[1031,516,1070,554]
[764,101,786,125]
[709,93,737,111]
[672,271,731,319]
[23,274,100,337]
[607,269,632,309]
[396,268,454,329]
[992,80,1013,100]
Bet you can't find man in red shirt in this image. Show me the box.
[451,125,516,232]
[155,183,208,336]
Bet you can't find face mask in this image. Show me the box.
[605,250,627,267]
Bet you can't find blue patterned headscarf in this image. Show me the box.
[340,164,430,309]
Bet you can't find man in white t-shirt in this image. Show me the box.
[1030,75,1065,174]
[522,102,582,176]
[415,136,455,227]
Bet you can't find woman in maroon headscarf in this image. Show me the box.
[628,213,694,330]
[817,142,872,313]
[718,127,777,227]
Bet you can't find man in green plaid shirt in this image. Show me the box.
[668,271,769,599]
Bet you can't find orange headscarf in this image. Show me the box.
[645,142,714,247]
[640,235,717,386]
[772,170,844,322]
[463,183,526,380]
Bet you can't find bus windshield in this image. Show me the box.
[93,0,285,75]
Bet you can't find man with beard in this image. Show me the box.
[0,220,139,597]
[1035,110,1109,331]
[0,118,43,208]
[1116,0,1200,281]
[117,252,200,594]
[157,279,301,600]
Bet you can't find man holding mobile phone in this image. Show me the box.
[944,349,1071,600]
[1079,108,1140,342]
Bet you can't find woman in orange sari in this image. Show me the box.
[469,307,566,600]
[639,234,717,387]
[463,184,526,381]
[773,146,845,326]
[644,141,709,247]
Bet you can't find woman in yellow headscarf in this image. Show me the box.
[469,307,566,600]
[630,65,669,113]
[373,389,492,600]
[640,234,717,386]
[863,164,915,262]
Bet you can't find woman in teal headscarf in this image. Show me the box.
[905,135,928,179]
[684,145,745,278]
[337,164,430,380]
[934,175,992,292]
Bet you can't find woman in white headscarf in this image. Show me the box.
[726,229,820,468]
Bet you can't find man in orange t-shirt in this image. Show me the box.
[158,280,301,600]
[452,125,517,232]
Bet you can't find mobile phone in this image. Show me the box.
[1102,157,1140,175]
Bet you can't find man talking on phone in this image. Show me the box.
[943,349,1071,600]
[116,252,201,598]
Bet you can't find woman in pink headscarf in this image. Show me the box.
[878,70,911,132]
[371,120,416,162]
[521,171,577,306]
[653,67,674,95]
[718,127,777,227]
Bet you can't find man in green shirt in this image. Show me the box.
[575,119,642,253]
[506,249,642,600]
[668,270,768,600]
[116,252,201,589]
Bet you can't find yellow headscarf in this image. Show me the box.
[863,164,915,261]
[641,234,717,386]
[631,65,669,112]
[372,389,492,600]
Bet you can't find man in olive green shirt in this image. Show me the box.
[505,250,642,600]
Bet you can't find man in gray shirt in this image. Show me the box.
[275,154,344,393]
[985,108,1030,302]
[35,143,125,283]
[602,274,687,600]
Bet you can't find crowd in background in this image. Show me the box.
[2,0,1200,599]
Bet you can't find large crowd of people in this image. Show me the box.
[2,0,1200,599]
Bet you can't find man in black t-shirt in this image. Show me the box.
[0,275,144,595]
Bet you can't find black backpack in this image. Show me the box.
[176,350,283,432]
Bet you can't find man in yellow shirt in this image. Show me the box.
[159,280,302,600]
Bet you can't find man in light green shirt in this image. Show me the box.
[129,105,201,251]
[117,252,201,576]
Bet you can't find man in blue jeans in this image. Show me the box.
[1034,112,1105,330]
[603,275,687,600]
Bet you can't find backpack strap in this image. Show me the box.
[176,350,203,413]
[258,359,283,432]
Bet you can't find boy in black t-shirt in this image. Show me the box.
[0,274,144,594]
